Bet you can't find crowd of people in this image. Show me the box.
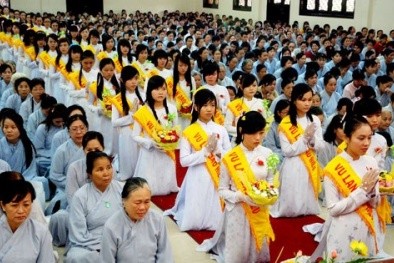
[0,5,394,262]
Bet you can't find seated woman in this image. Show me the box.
[322,116,384,261]
[0,171,46,226]
[50,104,87,156]
[100,177,173,262]
[0,109,47,208]
[0,180,55,262]
[50,131,108,247]
[47,114,88,214]
[33,103,67,177]
[66,151,123,263]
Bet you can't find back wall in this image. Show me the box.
[9,0,394,34]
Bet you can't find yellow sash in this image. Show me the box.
[222,145,275,252]
[56,60,70,80]
[24,45,36,61]
[146,67,160,79]
[131,61,147,87]
[11,37,22,49]
[133,105,175,161]
[183,123,221,188]
[68,71,87,91]
[88,82,98,105]
[38,51,52,69]
[325,155,379,251]
[227,98,250,118]
[3,33,11,46]
[166,77,193,118]
[337,141,347,154]
[113,56,123,74]
[96,51,107,61]
[110,93,133,117]
[83,44,96,54]
[278,115,321,198]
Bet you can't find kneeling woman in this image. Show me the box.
[0,180,55,262]
[66,151,123,263]
[323,116,384,261]
[100,177,173,262]
[198,111,276,263]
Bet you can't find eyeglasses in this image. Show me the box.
[69,126,87,132]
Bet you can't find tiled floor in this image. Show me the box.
[54,204,394,263]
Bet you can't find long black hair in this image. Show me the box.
[172,53,193,99]
[191,88,217,124]
[42,103,67,132]
[145,75,169,123]
[65,44,83,73]
[117,39,133,67]
[78,50,95,87]
[55,38,69,67]
[33,31,46,59]
[288,83,314,126]
[1,110,36,168]
[236,73,257,98]
[235,111,266,145]
[120,65,144,115]
[96,58,120,100]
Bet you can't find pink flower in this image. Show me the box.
[374,147,383,154]
[331,250,338,259]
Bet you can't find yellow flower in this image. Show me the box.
[350,240,368,257]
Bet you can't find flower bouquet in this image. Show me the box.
[378,171,394,193]
[152,127,180,151]
[178,101,193,119]
[248,179,279,206]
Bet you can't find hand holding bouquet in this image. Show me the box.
[178,101,193,118]
[248,180,279,206]
[152,126,180,151]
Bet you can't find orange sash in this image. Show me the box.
[278,115,321,198]
[222,145,275,252]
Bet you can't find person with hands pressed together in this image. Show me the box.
[322,116,385,262]
[164,88,231,231]
[271,83,324,217]
[197,111,276,263]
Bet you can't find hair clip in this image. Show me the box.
[241,115,246,121]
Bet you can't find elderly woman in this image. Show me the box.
[100,177,173,262]
[0,180,55,262]
[66,151,123,263]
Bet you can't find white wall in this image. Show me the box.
[11,0,66,13]
[102,0,191,14]
[8,0,394,34]
[198,1,267,23]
